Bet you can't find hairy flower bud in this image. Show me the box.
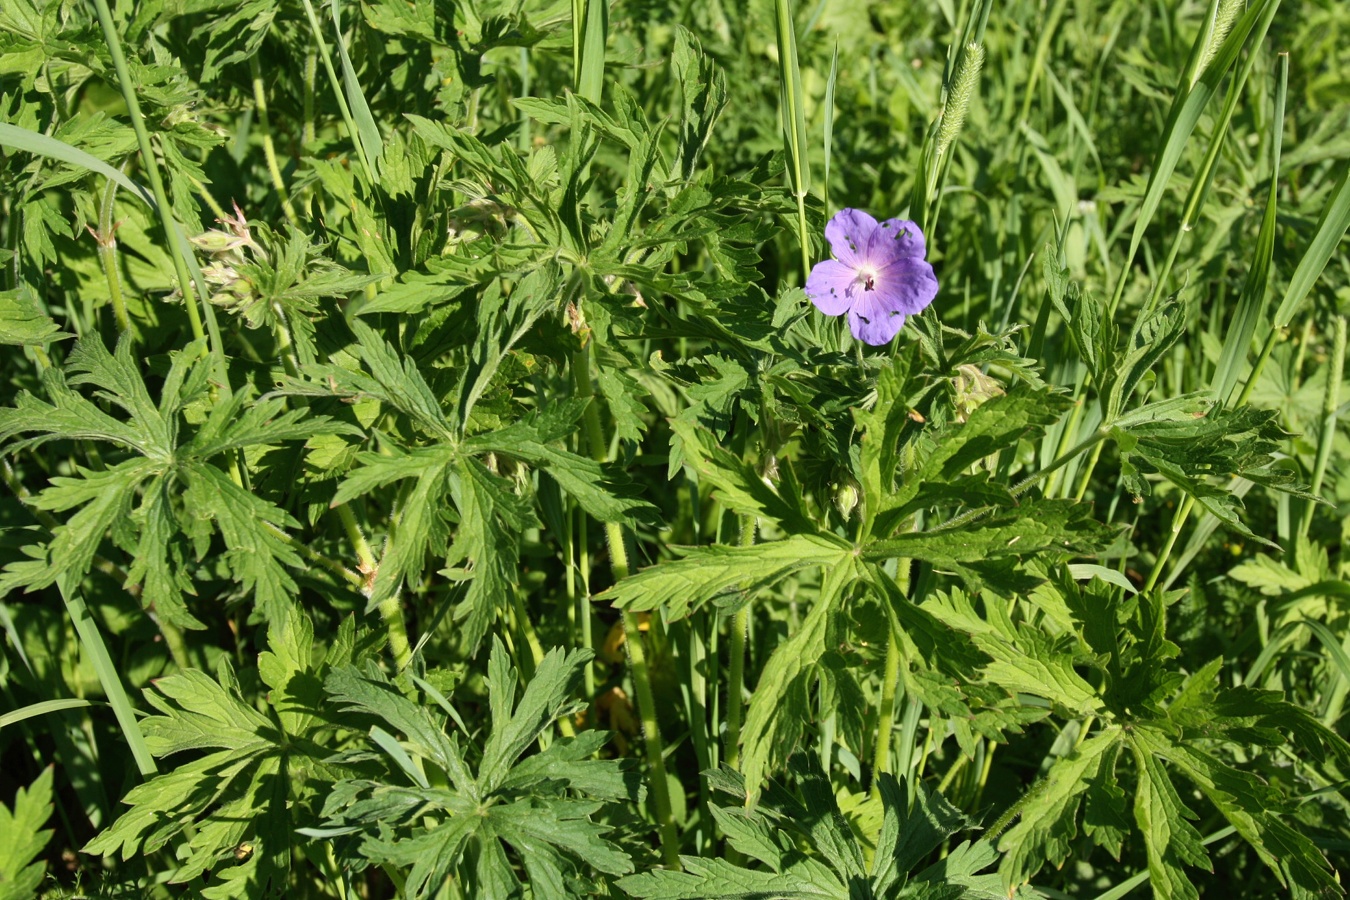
[832,478,861,520]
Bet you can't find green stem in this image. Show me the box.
[871,628,902,792]
[303,47,318,149]
[725,516,755,769]
[158,618,190,671]
[1072,438,1106,502]
[89,0,204,346]
[574,342,680,869]
[249,55,300,228]
[336,502,377,578]
[94,174,130,335]
[1144,494,1195,593]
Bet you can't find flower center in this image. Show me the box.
[855,265,879,292]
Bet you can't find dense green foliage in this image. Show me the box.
[2,0,1350,896]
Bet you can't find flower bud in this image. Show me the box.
[832,479,860,520]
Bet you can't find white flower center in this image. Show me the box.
[855,264,879,292]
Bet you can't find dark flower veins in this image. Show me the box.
[804,208,939,346]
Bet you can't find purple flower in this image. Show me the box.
[805,208,939,346]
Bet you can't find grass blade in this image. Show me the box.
[0,124,151,207]
[1108,0,1281,314]
[0,698,94,729]
[1271,164,1350,330]
[1212,53,1287,405]
[57,578,155,777]
[822,40,838,216]
[577,0,608,104]
[328,0,384,176]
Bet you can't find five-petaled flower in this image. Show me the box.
[804,209,939,346]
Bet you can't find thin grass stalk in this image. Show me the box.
[1298,316,1346,540]
[57,578,156,777]
[1213,53,1287,404]
[774,0,812,280]
[1145,57,1289,590]
[88,0,205,347]
[1017,0,1070,124]
[248,55,301,228]
[1143,34,1265,320]
[1106,0,1281,319]
[568,6,677,866]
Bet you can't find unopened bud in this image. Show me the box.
[833,479,860,520]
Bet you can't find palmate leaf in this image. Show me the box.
[993,577,1350,898]
[738,560,856,795]
[0,336,356,625]
[318,638,637,899]
[619,760,1020,900]
[0,285,71,346]
[84,606,351,896]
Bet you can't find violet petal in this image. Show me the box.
[874,257,940,317]
[848,292,907,346]
[870,217,926,262]
[805,259,858,316]
[824,208,879,266]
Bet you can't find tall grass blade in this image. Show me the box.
[89,0,207,347]
[328,0,384,176]
[822,40,838,216]
[57,578,155,777]
[1109,0,1281,314]
[298,0,375,184]
[1299,316,1346,539]
[0,698,94,729]
[577,0,608,104]
[1212,53,1287,405]
[1271,165,1350,330]
[0,124,152,207]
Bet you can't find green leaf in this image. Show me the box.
[443,458,531,652]
[320,638,633,899]
[84,630,339,894]
[0,286,71,346]
[998,731,1120,886]
[0,766,54,900]
[739,561,855,794]
[599,534,852,620]
[669,416,814,534]
[0,121,154,206]
[1128,733,1211,900]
